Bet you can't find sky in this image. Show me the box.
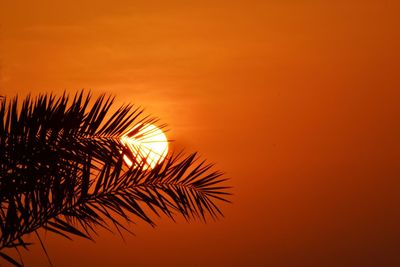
[1,1,400,266]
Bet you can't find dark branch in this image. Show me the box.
[0,91,230,266]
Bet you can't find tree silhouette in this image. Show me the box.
[0,92,230,266]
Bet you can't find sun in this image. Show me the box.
[120,123,168,170]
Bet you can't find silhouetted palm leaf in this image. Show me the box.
[0,91,230,266]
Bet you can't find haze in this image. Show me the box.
[1,1,400,266]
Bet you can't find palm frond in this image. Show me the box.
[0,91,231,266]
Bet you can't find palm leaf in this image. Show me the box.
[0,91,231,266]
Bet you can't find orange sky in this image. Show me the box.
[1,1,400,266]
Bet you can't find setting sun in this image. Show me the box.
[120,123,168,170]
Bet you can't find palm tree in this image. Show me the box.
[0,92,230,266]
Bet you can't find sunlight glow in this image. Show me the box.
[120,124,168,170]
